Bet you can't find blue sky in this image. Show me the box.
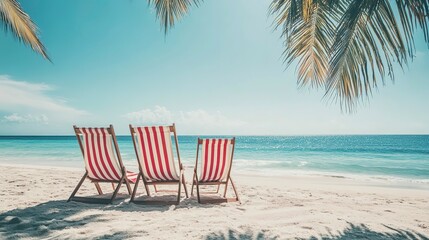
[0,0,428,135]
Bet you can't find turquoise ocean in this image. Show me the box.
[0,135,428,182]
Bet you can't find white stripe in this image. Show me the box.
[161,127,179,180]
[209,139,218,181]
[134,130,149,178]
[204,139,213,181]
[81,133,93,178]
[164,127,179,180]
[93,128,111,180]
[106,128,122,179]
[101,128,120,180]
[98,128,113,180]
[199,140,205,181]
[86,129,103,179]
[104,130,122,178]
[137,128,154,179]
[142,128,160,180]
[154,127,168,181]
[199,139,205,181]
[149,128,167,181]
[214,139,225,181]
[220,140,233,181]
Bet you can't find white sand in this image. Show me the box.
[0,164,428,239]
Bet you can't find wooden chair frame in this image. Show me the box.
[129,123,188,205]
[191,137,240,204]
[68,125,133,204]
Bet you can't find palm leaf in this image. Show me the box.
[327,0,418,111]
[270,0,340,88]
[148,0,201,34]
[0,0,49,60]
[272,0,429,112]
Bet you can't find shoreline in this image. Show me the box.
[1,162,428,189]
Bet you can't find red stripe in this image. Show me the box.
[207,139,216,181]
[212,139,222,181]
[126,171,138,182]
[159,126,174,180]
[137,127,154,179]
[96,128,114,180]
[144,127,162,180]
[151,127,168,180]
[89,128,108,180]
[82,128,100,179]
[219,140,229,180]
[202,139,210,181]
[102,128,121,180]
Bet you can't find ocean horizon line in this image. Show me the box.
[1,133,429,137]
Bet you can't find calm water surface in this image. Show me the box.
[0,135,428,181]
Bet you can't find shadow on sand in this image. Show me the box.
[2,199,428,240]
[0,194,215,239]
[302,223,429,240]
[204,223,429,240]
[205,229,279,240]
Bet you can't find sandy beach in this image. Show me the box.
[0,164,428,239]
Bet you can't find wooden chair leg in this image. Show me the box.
[191,172,197,196]
[223,179,229,198]
[68,172,87,202]
[111,183,115,190]
[95,182,103,195]
[191,181,195,197]
[195,181,201,204]
[131,174,141,202]
[154,185,158,193]
[216,184,220,193]
[182,173,189,198]
[125,178,132,195]
[230,177,240,203]
[177,178,182,204]
[110,176,124,204]
[144,181,151,197]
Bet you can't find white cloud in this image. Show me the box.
[179,109,245,129]
[124,106,246,134]
[3,113,48,124]
[0,75,86,132]
[125,106,173,125]
[0,75,85,116]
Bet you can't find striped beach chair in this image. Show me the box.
[68,125,137,204]
[129,124,188,205]
[191,138,240,204]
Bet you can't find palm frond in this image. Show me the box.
[395,0,429,51]
[326,0,415,111]
[148,0,201,34]
[0,0,49,60]
[270,0,339,88]
[272,0,429,112]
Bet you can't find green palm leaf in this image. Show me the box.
[0,0,49,60]
[271,0,429,112]
[270,0,340,88]
[327,0,407,111]
[148,0,201,34]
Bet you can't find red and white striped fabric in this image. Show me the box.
[132,126,179,181]
[199,139,234,182]
[77,127,136,183]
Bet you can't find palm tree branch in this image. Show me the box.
[0,0,49,60]
[326,0,412,111]
[148,0,201,34]
[270,0,339,88]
